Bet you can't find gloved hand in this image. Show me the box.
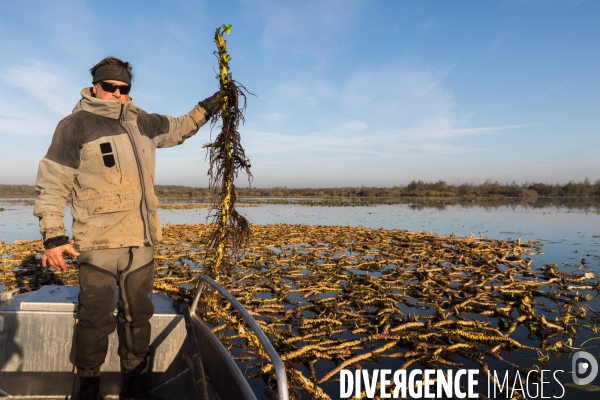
[198,89,226,118]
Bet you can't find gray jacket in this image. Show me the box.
[34,88,209,251]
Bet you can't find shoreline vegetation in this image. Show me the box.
[2,179,600,200]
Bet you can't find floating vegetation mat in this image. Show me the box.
[157,203,257,210]
[2,224,600,399]
[239,199,401,207]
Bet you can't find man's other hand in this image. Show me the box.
[42,244,80,272]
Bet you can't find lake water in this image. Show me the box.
[3,198,599,320]
[2,198,600,396]
[2,198,600,296]
[3,199,599,275]
[2,198,599,308]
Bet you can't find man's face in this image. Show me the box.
[92,79,130,104]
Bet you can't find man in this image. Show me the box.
[33,57,223,400]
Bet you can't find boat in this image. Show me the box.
[0,276,289,400]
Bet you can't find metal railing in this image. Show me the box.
[190,275,289,400]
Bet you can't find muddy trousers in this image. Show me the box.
[75,246,154,378]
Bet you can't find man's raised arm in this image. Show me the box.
[148,90,225,149]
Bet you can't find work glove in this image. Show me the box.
[198,89,226,118]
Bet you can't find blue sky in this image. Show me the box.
[0,0,598,188]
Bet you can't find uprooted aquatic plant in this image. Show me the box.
[204,24,253,281]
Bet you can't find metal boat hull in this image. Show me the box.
[0,286,258,400]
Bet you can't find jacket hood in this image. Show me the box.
[73,87,139,119]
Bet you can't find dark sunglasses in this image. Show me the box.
[98,81,131,95]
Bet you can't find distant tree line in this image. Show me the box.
[231,179,600,199]
[2,179,600,199]
[0,185,37,197]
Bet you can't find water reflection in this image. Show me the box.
[245,198,600,212]
[401,198,600,212]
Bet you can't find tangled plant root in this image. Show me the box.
[203,24,253,281]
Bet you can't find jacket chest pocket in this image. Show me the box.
[99,141,117,167]
[98,138,122,185]
[80,137,123,186]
